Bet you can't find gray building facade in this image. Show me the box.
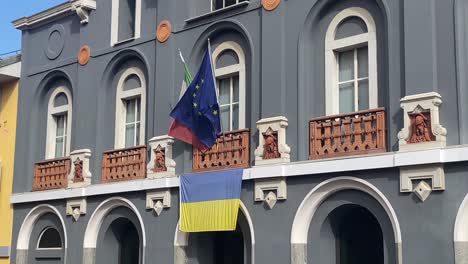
[8,0,468,263]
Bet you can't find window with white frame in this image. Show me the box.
[211,0,247,11]
[115,67,146,148]
[111,0,141,45]
[325,7,377,115]
[212,41,246,131]
[46,87,72,159]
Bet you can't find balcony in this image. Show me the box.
[309,107,386,160]
[101,145,147,183]
[33,157,70,191]
[193,129,250,172]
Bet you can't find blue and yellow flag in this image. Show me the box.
[180,169,243,232]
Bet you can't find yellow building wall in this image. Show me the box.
[0,80,18,264]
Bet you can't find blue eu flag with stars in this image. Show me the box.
[169,45,222,150]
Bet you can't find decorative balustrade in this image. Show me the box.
[102,145,147,183]
[33,158,70,191]
[193,129,250,172]
[309,108,386,160]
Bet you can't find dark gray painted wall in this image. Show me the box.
[9,164,468,264]
[12,0,463,191]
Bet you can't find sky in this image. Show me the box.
[0,0,65,56]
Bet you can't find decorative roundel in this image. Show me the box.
[262,0,281,11]
[78,45,91,66]
[156,20,172,43]
[44,25,65,60]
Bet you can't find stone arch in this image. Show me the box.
[174,201,255,264]
[454,193,468,263]
[16,204,68,264]
[82,197,146,264]
[290,176,402,264]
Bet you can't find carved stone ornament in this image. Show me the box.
[71,0,97,24]
[73,158,84,183]
[78,45,91,66]
[263,131,281,160]
[153,145,167,173]
[66,198,87,221]
[400,164,445,202]
[156,20,172,43]
[147,135,176,178]
[262,0,281,11]
[255,177,287,209]
[398,92,447,151]
[255,116,290,165]
[68,149,92,188]
[146,189,171,216]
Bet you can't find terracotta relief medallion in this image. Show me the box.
[153,145,167,172]
[263,131,280,159]
[262,0,281,11]
[156,20,172,43]
[73,158,84,182]
[78,45,91,66]
[407,112,434,143]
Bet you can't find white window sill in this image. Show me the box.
[112,37,135,47]
[185,1,250,23]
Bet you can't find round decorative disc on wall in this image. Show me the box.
[262,0,281,11]
[44,25,65,60]
[78,45,91,66]
[156,20,172,43]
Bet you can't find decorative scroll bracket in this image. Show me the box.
[68,149,92,188]
[71,0,96,24]
[398,92,447,151]
[255,177,287,209]
[147,135,176,179]
[146,189,171,216]
[400,164,445,202]
[255,116,290,165]
[66,198,87,221]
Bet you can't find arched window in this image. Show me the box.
[46,87,72,159]
[111,0,141,45]
[212,41,246,131]
[115,67,146,148]
[37,227,62,249]
[325,7,377,115]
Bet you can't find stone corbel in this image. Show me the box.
[71,0,96,24]
[66,198,87,221]
[397,92,447,151]
[400,164,445,202]
[254,177,287,209]
[68,149,92,188]
[146,189,171,216]
[147,135,176,179]
[254,116,291,165]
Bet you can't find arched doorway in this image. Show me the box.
[83,197,146,264]
[96,209,141,264]
[326,204,384,264]
[174,202,255,264]
[291,177,402,264]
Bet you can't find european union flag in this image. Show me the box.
[169,45,221,151]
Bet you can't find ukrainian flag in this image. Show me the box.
[180,169,243,232]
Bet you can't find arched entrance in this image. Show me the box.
[174,202,255,264]
[325,204,384,264]
[83,197,146,264]
[291,177,402,264]
[16,204,67,264]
